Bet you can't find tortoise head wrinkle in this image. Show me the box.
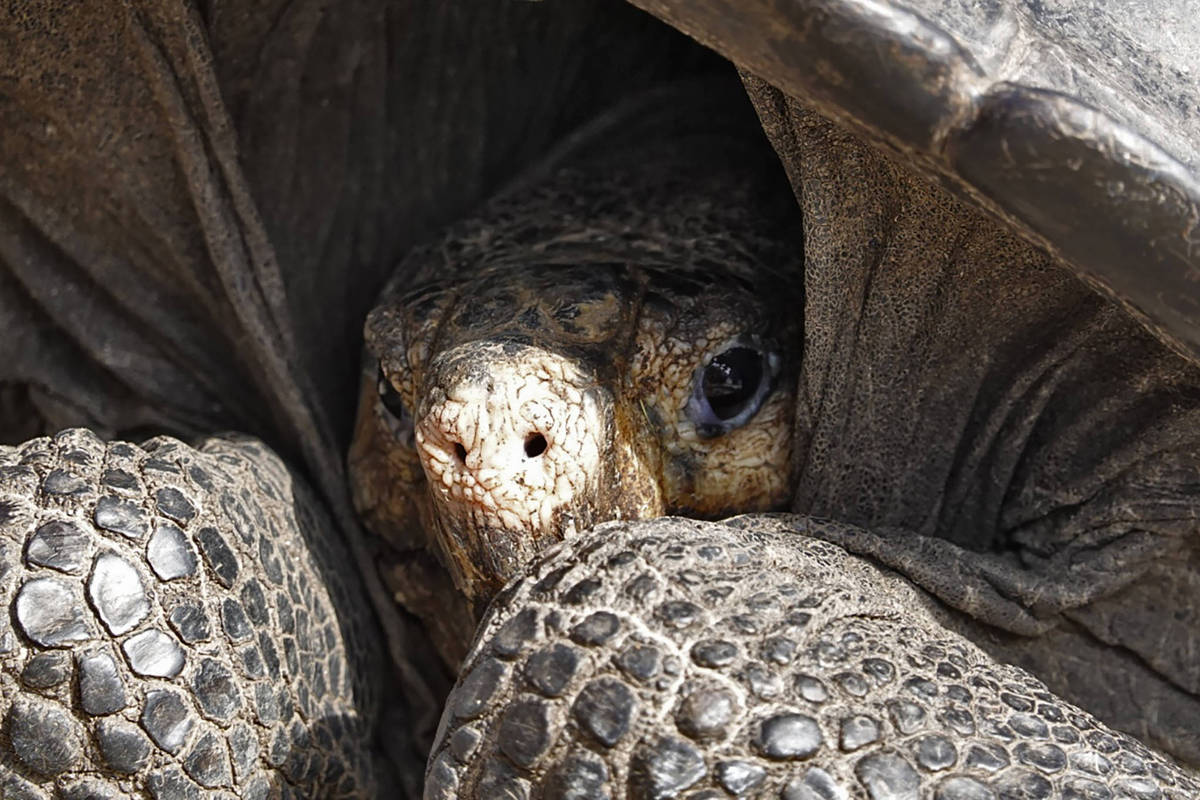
[349,133,804,651]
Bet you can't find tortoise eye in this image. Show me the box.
[377,368,411,424]
[685,345,776,438]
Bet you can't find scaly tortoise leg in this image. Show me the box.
[428,517,1199,799]
[0,428,392,798]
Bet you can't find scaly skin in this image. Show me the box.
[0,429,389,798]
[428,517,1200,799]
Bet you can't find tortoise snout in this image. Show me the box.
[414,342,606,534]
[417,390,563,491]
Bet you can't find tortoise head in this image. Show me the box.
[349,150,804,609]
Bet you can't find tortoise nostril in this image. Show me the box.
[524,433,547,459]
[453,442,467,463]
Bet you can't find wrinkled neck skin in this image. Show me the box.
[745,78,1200,766]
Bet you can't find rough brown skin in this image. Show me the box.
[349,109,805,667]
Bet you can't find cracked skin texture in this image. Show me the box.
[350,82,1200,787]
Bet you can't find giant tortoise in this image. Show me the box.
[0,1,1197,799]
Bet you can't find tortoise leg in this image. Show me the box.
[427,517,1199,799]
[0,428,395,798]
